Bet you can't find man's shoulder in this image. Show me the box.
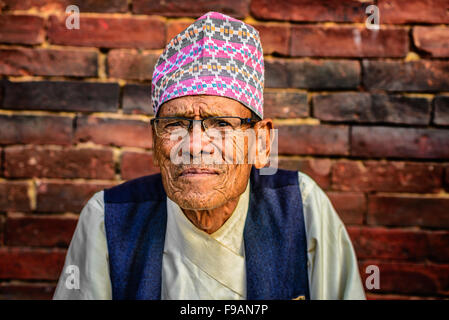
[103,173,166,204]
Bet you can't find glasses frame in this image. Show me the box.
[150,116,258,137]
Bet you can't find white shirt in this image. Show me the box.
[53,171,366,300]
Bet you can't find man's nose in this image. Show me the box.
[188,120,214,159]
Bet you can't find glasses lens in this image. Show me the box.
[204,117,242,131]
[155,118,190,136]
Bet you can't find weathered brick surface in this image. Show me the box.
[332,161,443,193]
[413,27,449,58]
[5,213,78,247]
[351,126,449,159]
[107,50,159,80]
[363,60,449,91]
[0,15,44,45]
[313,93,431,124]
[48,15,166,49]
[367,195,449,229]
[0,48,98,77]
[0,283,55,300]
[434,96,449,126]
[251,0,371,22]
[0,115,73,145]
[35,181,115,213]
[1,0,449,300]
[4,145,115,179]
[133,0,250,18]
[264,90,308,118]
[0,182,31,212]
[291,26,408,58]
[378,0,449,24]
[348,227,436,261]
[265,58,360,89]
[2,0,128,12]
[2,81,119,112]
[0,248,66,280]
[121,151,160,180]
[122,84,153,115]
[75,116,152,148]
[277,125,349,156]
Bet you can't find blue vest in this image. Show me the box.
[104,167,310,300]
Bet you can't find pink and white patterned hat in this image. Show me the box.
[151,11,264,119]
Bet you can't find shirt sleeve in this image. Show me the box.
[298,171,366,300]
[53,191,112,300]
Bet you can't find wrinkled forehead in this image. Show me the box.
[157,95,252,118]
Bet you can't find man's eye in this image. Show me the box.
[165,121,183,128]
[215,120,232,127]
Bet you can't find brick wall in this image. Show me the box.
[0,0,448,300]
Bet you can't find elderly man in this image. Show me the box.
[54,12,365,300]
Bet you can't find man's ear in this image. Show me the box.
[253,118,274,169]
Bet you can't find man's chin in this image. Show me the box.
[170,191,225,211]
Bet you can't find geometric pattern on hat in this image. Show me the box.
[151,11,265,119]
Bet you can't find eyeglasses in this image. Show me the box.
[150,116,258,138]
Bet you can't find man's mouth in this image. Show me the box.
[179,168,220,177]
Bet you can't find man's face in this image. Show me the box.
[152,95,270,211]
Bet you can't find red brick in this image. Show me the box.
[253,23,290,56]
[48,15,165,49]
[366,293,439,300]
[0,214,5,245]
[368,195,449,229]
[427,232,449,263]
[35,181,114,213]
[363,60,449,91]
[0,48,97,77]
[265,58,360,89]
[0,282,55,300]
[250,0,371,22]
[107,49,159,80]
[278,158,331,190]
[4,145,115,179]
[263,90,308,119]
[277,125,349,156]
[348,227,428,261]
[445,166,449,189]
[75,116,152,148]
[121,151,160,180]
[378,0,449,24]
[413,27,449,58]
[327,192,365,225]
[352,126,449,159]
[122,84,153,115]
[0,248,65,280]
[133,0,250,18]
[2,81,119,112]
[434,96,449,126]
[0,114,73,145]
[0,181,31,212]
[2,0,128,12]
[0,15,44,45]
[5,213,77,247]
[166,20,194,42]
[291,26,408,58]
[359,261,449,296]
[313,93,431,125]
[332,161,443,193]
